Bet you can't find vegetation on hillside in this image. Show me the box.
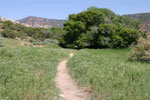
[124,13,150,24]
[61,7,140,49]
[0,35,3,47]
[0,21,65,42]
[68,49,150,100]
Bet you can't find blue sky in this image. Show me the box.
[0,0,150,20]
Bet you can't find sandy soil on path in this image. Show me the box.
[55,53,90,100]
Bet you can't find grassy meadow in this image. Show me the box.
[0,38,70,100]
[68,49,150,100]
[1,38,150,100]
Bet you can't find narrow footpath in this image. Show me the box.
[55,53,90,100]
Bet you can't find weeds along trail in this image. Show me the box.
[55,53,90,100]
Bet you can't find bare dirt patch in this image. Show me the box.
[33,45,44,48]
[21,41,32,47]
[21,41,43,48]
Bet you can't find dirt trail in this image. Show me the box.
[55,53,90,100]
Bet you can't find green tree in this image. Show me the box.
[61,7,140,49]
[69,10,105,29]
[114,16,140,29]
[97,24,117,48]
[118,27,140,47]
[61,21,85,48]
[87,7,116,23]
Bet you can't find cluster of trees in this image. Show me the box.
[60,7,140,49]
[0,21,65,41]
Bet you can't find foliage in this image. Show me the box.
[2,21,14,28]
[114,16,140,29]
[69,9,105,28]
[1,28,17,38]
[42,27,65,40]
[68,49,150,100]
[0,40,2,47]
[1,21,65,41]
[60,21,86,48]
[61,7,140,49]
[129,36,150,62]
[87,7,116,24]
[26,27,44,39]
[30,39,59,45]
[0,35,3,47]
[124,13,150,24]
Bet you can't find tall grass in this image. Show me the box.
[68,49,150,100]
[0,38,69,100]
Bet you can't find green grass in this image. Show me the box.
[68,49,150,100]
[2,38,150,100]
[0,38,70,100]
[2,38,23,48]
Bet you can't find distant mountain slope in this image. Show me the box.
[123,13,150,33]
[18,16,66,28]
[123,13,150,24]
[139,22,150,34]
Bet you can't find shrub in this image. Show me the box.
[129,36,150,62]
[0,35,3,47]
[0,40,2,47]
[30,39,59,45]
[1,28,17,38]
[46,27,65,40]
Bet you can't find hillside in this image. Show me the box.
[124,13,150,24]
[123,13,150,33]
[18,16,66,28]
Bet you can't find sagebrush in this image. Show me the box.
[129,36,150,62]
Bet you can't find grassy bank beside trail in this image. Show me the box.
[68,49,150,100]
[0,38,69,100]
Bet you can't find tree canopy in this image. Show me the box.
[60,7,140,49]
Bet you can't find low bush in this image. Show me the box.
[129,36,150,62]
[0,41,2,47]
[0,35,3,47]
[1,28,17,39]
[1,21,65,42]
[30,39,59,45]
